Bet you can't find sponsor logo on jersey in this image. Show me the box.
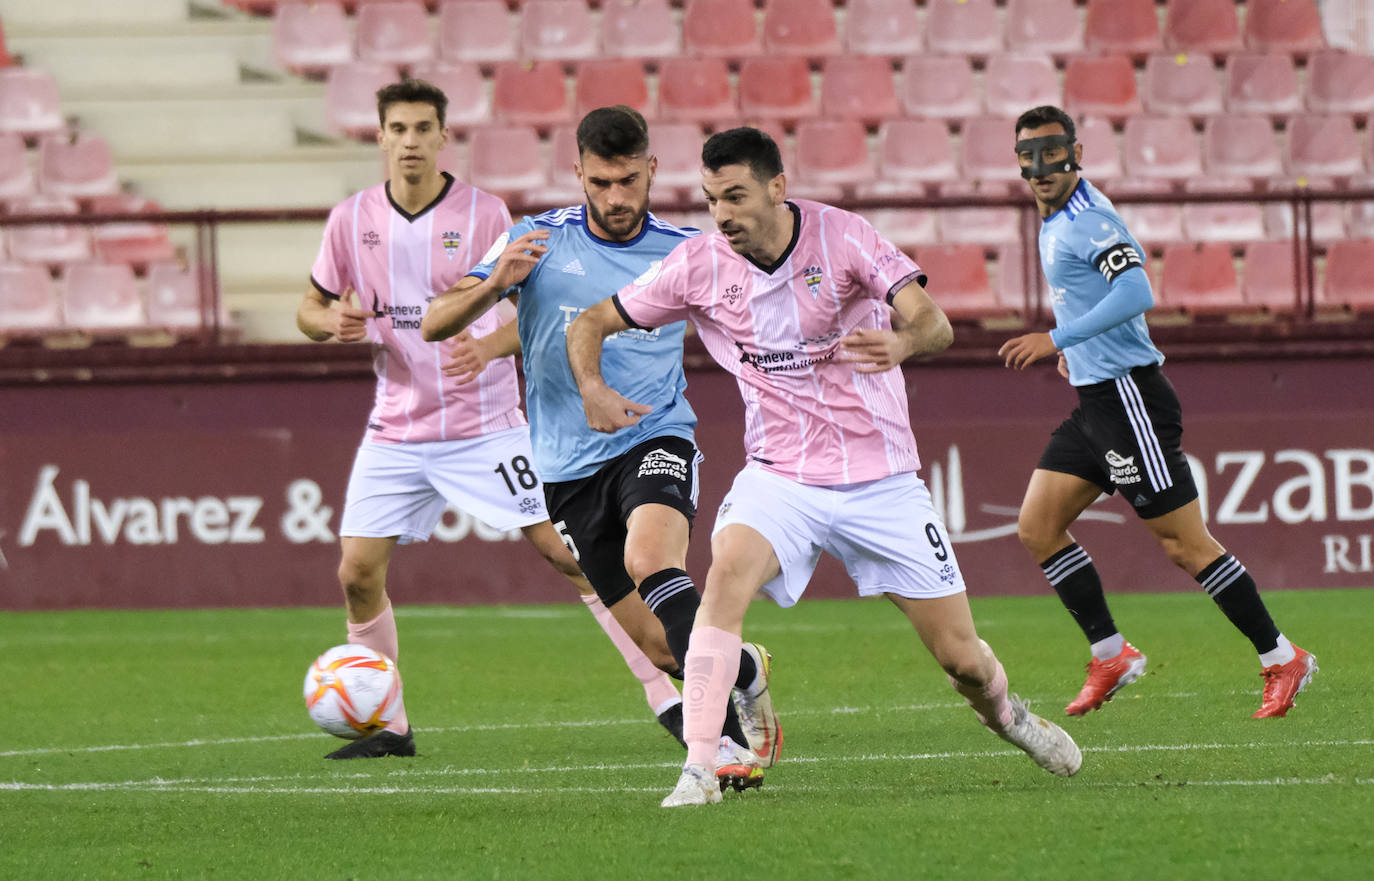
[734,341,836,373]
[638,448,688,481]
[803,265,823,297]
[1105,449,1142,485]
[362,230,381,250]
[441,230,462,260]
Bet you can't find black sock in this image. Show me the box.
[638,567,751,745]
[1040,544,1118,644]
[1196,554,1280,654]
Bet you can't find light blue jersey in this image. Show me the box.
[467,206,699,481]
[1040,179,1164,386]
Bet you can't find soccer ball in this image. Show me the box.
[303,644,403,739]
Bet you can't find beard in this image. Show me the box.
[586,198,646,241]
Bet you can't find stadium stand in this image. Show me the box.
[411,61,490,131]
[820,56,900,126]
[491,61,573,128]
[737,57,817,125]
[657,57,736,127]
[1063,54,1143,122]
[1142,53,1224,120]
[1240,240,1305,314]
[356,1,433,69]
[901,55,979,122]
[600,0,680,61]
[682,0,761,60]
[985,54,1061,120]
[1225,53,1302,117]
[843,0,921,59]
[272,2,352,77]
[1244,0,1327,55]
[867,118,958,195]
[468,124,545,199]
[6,194,90,267]
[1004,0,1083,59]
[1306,49,1374,116]
[574,59,653,120]
[1203,114,1284,180]
[793,118,874,196]
[762,0,841,59]
[0,262,61,339]
[327,61,401,137]
[438,0,517,65]
[0,67,63,137]
[1156,242,1249,316]
[922,0,1001,59]
[519,0,597,63]
[1123,115,1204,181]
[1163,0,1242,56]
[1287,114,1365,179]
[62,261,148,335]
[0,130,33,198]
[37,131,119,200]
[1083,0,1162,58]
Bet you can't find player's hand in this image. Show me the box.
[998,332,1058,370]
[1057,352,1069,379]
[486,230,550,291]
[441,329,491,384]
[839,327,913,373]
[581,383,652,434]
[333,290,372,343]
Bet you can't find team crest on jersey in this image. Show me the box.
[361,230,381,250]
[441,230,462,260]
[803,265,823,297]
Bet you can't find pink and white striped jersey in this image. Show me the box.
[311,173,525,444]
[614,199,928,486]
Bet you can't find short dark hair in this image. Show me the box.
[702,127,784,183]
[376,78,448,129]
[576,105,650,160]
[1014,105,1076,141]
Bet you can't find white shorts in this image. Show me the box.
[340,426,548,545]
[711,468,966,608]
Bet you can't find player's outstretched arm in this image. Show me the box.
[841,280,953,372]
[566,299,653,433]
[297,287,370,343]
[443,319,522,384]
[423,229,550,341]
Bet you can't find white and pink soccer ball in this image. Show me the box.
[303,644,403,739]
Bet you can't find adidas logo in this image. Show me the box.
[1133,494,1149,507]
[561,258,586,276]
[662,485,682,499]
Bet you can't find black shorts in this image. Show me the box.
[543,435,702,606]
[1037,364,1198,519]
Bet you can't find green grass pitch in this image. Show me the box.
[2,588,1369,881]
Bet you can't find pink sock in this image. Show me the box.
[683,625,742,769]
[948,658,1013,731]
[347,602,409,734]
[580,593,681,714]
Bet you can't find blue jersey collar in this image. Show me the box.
[1043,178,1093,224]
[580,208,653,248]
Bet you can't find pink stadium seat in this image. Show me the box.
[468,125,545,197]
[0,68,64,138]
[1346,177,1374,238]
[0,263,61,337]
[1180,177,1265,243]
[1084,0,1162,58]
[438,0,517,65]
[37,132,118,199]
[1225,53,1301,116]
[737,57,816,124]
[1307,51,1374,116]
[1005,0,1083,58]
[0,132,34,199]
[410,62,490,130]
[868,209,938,250]
[357,1,433,68]
[1287,114,1364,178]
[1322,239,1374,311]
[960,117,1024,186]
[1158,242,1246,316]
[63,262,148,333]
[1202,114,1282,179]
[792,119,874,193]
[600,0,680,61]
[996,244,1043,314]
[145,262,207,332]
[520,0,597,62]
[648,122,708,194]
[657,58,736,127]
[273,2,352,77]
[88,194,177,268]
[1241,240,1304,313]
[912,244,1005,321]
[1142,53,1224,119]
[574,60,653,120]
[491,62,573,128]
[1263,179,1347,244]
[923,0,1001,57]
[1163,0,1241,55]
[820,57,899,126]
[1076,116,1123,184]
[1063,55,1142,122]
[326,61,401,138]
[536,126,584,204]
[843,0,921,58]
[762,0,840,58]
[869,118,957,194]
[6,194,91,266]
[1123,115,1203,181]
[682,0,761,61]
[901,55,978,122]
[1244,0,1326,55]
[1113,179,1185,247]
[938,190,1021,247]
[984,54,1060,120]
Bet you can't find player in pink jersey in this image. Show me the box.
[567,127,1082,805]
[297,79,683,759]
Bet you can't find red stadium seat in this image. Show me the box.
[1076,116,1123,184]
[869,118,957,194]
[410,62,490,130]
[326,61,400,138]
[1287,114,1364,178]
[1063,55,1142,122]
[0,20,13,68]
[1157,242,1246,315]
[901,55,978,122]
[519,0,597,62]
[145,262,207,333]
[1163,0,1241,56]
[844,0,921,58]
[1084,0,1162,58]
[985,54,1060,119]
[1005,0,1083,58]
[63,262,148,333]
[38,132,118,199]
[438,0,517,65]
[0,263,61,337]
[1306,50,1374,116]
[600,0,680,61]
[88,194,177,268]
[1180,177,1265,243]
[574,60,653,120]
[467,125,546,197]
[1225,53,1301,116]
[492,62,573,128]
[763,0,840,58]
[792,119,874,193]
[1142,53,1224,119]
[912,244,1006,321]
[657,57,736,127]
[648,122,708,194]
[1322,239,1374,311]
[1202,114,1282,180]
[960,117,1024,186]
[0,131,33,198]
[1123,115,1203,181]
[820,57,899,126]
[357,1,433,68]
[923,0,1001,58]
[273,2,352,77]
[738,57,816,125]
[1244,0,1326,55]
[682,0,761,61]
[0,68,64,138]
[6,194,91,267]
[1241,240,1304,313]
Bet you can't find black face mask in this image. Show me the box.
[1015,134,1081,180]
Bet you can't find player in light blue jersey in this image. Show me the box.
[422,107,780,786]
[998,105,1315,720]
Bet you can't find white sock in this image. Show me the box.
[1090,633,1125,661]
[1259,634,1296,667]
